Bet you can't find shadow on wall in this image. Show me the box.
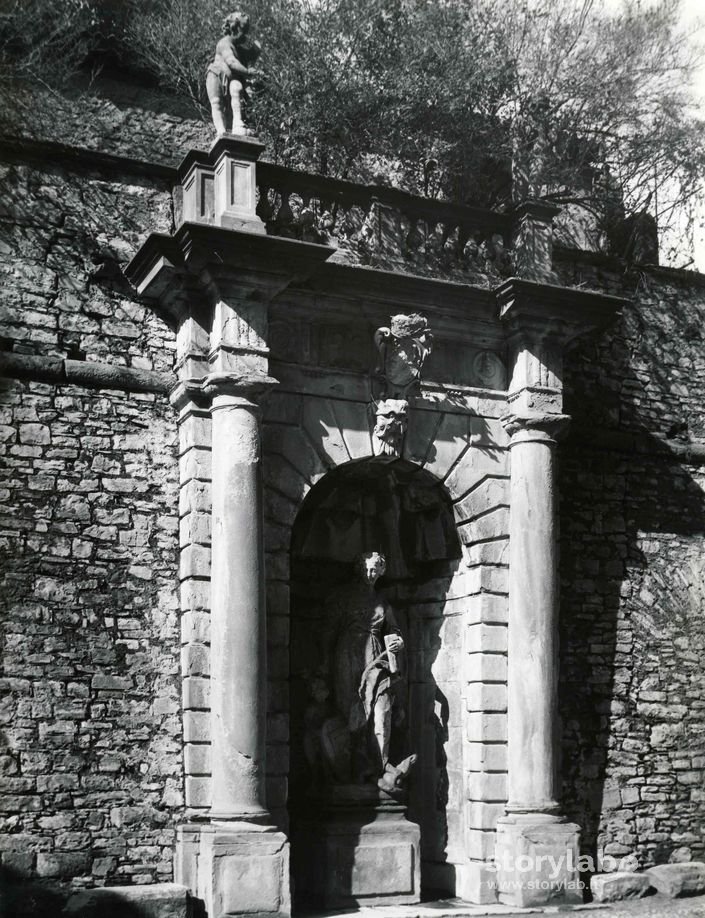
[558,291,705,880]
[0,865,66,918]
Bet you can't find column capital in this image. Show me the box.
[501,410,571,444]
[170,372,278,412]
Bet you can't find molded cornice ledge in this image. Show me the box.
[497,276,626,348]
[497,276,626,417]
[124,223,335,327]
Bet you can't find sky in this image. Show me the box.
[601,0,705,270]
[682,0,705,271]
[669,0,705,271]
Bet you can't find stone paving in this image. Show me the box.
[305,894,705,918]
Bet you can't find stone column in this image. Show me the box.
[502,410,569,817]
[494,409,580,908]
[197,373,290,918]
[207,377,268,820]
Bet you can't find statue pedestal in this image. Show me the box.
[293,786,420,909]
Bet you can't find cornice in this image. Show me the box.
[497,276,626,345]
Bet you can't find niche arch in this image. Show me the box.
[287,456,464,906]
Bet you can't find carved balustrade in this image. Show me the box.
[254,163,514,283]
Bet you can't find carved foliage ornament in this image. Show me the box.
[372,314,433,458]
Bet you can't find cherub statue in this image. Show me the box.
[206,11,261,136]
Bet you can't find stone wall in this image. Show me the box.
[0,379,180,897]
[556,252,705,869]
[0,149,181,904]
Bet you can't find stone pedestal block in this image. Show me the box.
[293,787,420,910]
[495,816,582,907]
[197,822,290,918]
[179,136,266,234]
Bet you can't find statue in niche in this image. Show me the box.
[372,314,433,457]
[207,11,261,136]
[310,551,416,797]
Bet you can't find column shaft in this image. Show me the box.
[210,392,267,819]
[506,431,559,812]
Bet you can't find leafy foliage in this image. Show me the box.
[0,0,703,257]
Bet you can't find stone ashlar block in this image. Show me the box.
[179,479,211,518]
[63,883,191,917]
[465,623,507,655]
[466,742,508,772]
[182,610,210,645]
[180,544,211,581]
[465,593,508,625]
[464,539,509,566]
[466,771,507,803]
[178,412,211,455]
[458,507,510,544]
[464,653,507,684]
[185,744,211,776]
[183,710,210,743]
[466,683,507,712]
[304,398,357,468]
[179,447,212,484]
[181,580,210,614]
[455,859,499,905]
[423,412,472,481]
[336,402,373,461]
[590,872,651,902]
[445,447,508,501]
[264,424,329,485]
[181,643,210,678]
[179,511,211,548]
[466,828,497,862]
[466,712,507,743]
[466,801,506,830]
[646,862,705,897]
[183,675,210,709]
[185,776,211,809]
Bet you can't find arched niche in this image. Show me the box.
[288,457,463,907]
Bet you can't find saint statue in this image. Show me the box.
[309,551,415,795]
[206,11,261,136]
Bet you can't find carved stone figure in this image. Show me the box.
[374,313,433,400]
[206,11,261,136]
[322,552,414,792]
[373,398,408,457]
[371,314,433,457]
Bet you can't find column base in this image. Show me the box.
[495,814,582,907]
[178,820,290,918]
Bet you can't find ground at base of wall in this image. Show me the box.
[303,891,705,918]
